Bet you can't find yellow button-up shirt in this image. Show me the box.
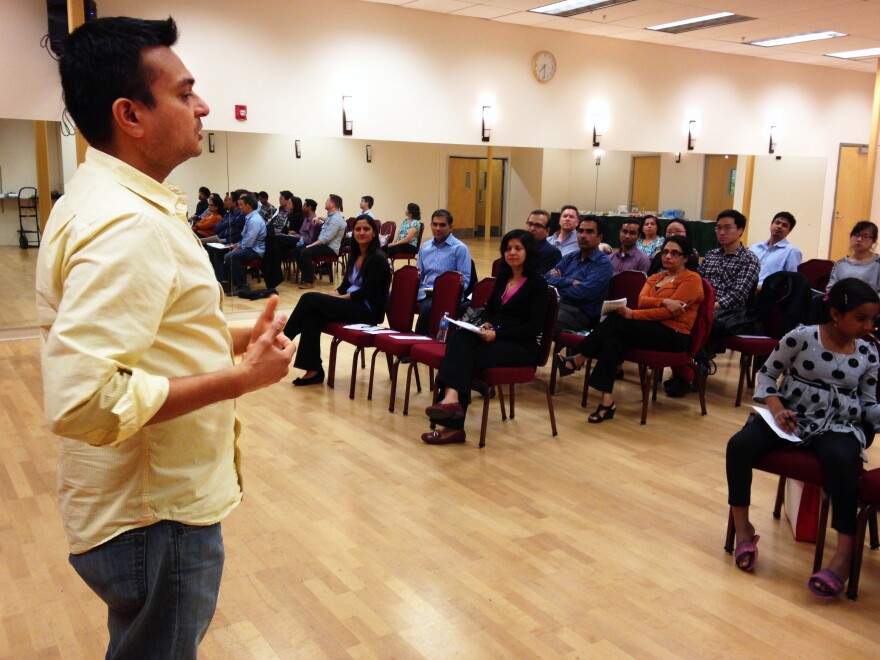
[36,148,242,554]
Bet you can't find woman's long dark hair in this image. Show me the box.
[820,277,880,323]
[407,202,421,220]
[497,229,539,280]
[345,217,382,281]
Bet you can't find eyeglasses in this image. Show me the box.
[715,224,738,233]
[853,233,875,241]
[660,249,684,257]
[526,221,548,229]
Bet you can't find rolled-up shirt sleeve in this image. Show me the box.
[40,210,179,446]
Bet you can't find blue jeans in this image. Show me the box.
[225,247,261,290]
[69,521,224,660]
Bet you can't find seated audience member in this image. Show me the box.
[276,196,312,251]
[725,278,880,597]
[548,205,580,256]
[192,185,210,219]
[282,217,391,386]
[610,218,651,275]
[219,192,266,295]
[385,203,422,256]
[828,220,880,294]
[545,218,614,332]
[359,195,376,219]
[421,230,550,445]
[284,195,305,235]
[204,189,246,245]
[269,191,292,234]
[414,209,472,335]
[636,215,665,258]
[257,191,276,222]
[525,209,563,274]
[556,235,704,423]
[698,209,760,316]
[296,194,347,289]
[750,211,803,288]
[648,220,699,275]
[192,193,223,237]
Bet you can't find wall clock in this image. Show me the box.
[531,51,556,83]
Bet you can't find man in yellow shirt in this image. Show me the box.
[36,16,296,658]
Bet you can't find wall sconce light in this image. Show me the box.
[592,114,606,148]
[768,125,778,154]
[594,148,603,166]
[295,139,301,159]
[674,152,681,163]
[208,132,215,153]
[687,120,697,151]
[342,96,353,136]
[366,144,372,163]
[481,106,494,142]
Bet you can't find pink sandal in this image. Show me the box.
[734,534,760,571]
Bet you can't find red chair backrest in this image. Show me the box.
[380,220,396,241]
[536,286,562,367]
[798,259,834,291]
[371,218,381,235]
[609,270,647,309]
[345,217,356,231]
[491,258,503,277]
[428,271,464,337]
[470,277,496,308]
[687,278,716,358]
[386,265,420,332]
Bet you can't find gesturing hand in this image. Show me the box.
[250,295,292,350]
[239,313,297,393]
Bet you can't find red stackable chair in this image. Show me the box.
[621,278,715,424]
[848,468,880,600]
[369,270,463,412]
[390,223,425,268]
[798,259,834,292]
[324,265,419,399]
[402,277,497,416]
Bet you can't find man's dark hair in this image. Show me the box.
[258,191,269,201]
[328,194,343,211]
[717,209,747,230]
[304,198,317,212]
[59,17,179,145]
[580,217,604,238]
[773,211,796,230]
[231,189,247,203]
[560,204,579,217]
[432,209,453,225]
[198,186,210,197]
[620,218,642,231]
[280,190,293,202]
[239,192,257,210]
[361,195,374,208]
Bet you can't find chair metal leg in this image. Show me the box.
[509,385,516,419]
[479,390,491,448]
[849,503,876,601]
[651,367,660,402]
[428,367,434,392]
[724,507,735,554]
[414,364,422,393]
[735,353,749,407]
[581,358,592,408]
[640,366,651,425]
[536,377,558,437]
[367,348,381,401]
[497,385,507,420]
[388,359,400,413]
[402,361,418,416]
[870,508,879,549]
[689,360,708,416]
[360,350,366,369]
[327,337,340,389]
[772,476,786,519]
[348,347,361,400]
[549,339,561,395]
[813,488,830,574]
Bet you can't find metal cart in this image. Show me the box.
[17,186,40,249]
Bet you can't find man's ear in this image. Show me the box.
[110,98,146,139]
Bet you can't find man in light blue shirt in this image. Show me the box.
[547,204,580,256]
[297,193,347,289]
[222,192,266,295]
[359,195,376,219]
[749,211,802,288]
[414,209,472,334]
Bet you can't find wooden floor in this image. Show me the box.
[3,239,880,657]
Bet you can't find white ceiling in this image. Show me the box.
[357,0,880,73]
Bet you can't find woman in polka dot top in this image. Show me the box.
[726,277,880,598]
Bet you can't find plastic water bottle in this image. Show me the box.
[297,238,304,247]
[437,313,450,343]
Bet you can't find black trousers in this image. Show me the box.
[385,243,417,256]
[573,315,688,394]
[436,329,536,430]
[296,244,336,284]
[282,293,372,371]
[726,414,861,535]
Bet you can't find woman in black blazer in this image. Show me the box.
[421,229,550,445]
[283,217,391,386]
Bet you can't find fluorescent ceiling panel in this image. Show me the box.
[826,47,880,59]
[530,0,636,18]
[748,31,846,48]
[647,12,754,34]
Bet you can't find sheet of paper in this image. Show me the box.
[205,242,232,249]
[600,298,627,316]
[448,318,484,334]
[751,406,801,443]
[363,328,396,335]
[343,323,374,330]
[390,335,433,340]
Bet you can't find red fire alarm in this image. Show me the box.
[235,105,247,121]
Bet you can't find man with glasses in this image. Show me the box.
[698,209,760,314]
[546,218,614,332]
[749,211,802,289]
[610,219,650,275]
[526,209,562,274]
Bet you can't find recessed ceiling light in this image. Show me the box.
[647,12,754,34]
[530,0,636,18]
[826,47,880,60]
[748,31,846,47]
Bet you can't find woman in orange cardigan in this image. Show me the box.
[556,235,704,423]
[193,193,223,237]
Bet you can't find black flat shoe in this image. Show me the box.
[588,402,616,424]
[293,368,324,386]
[556,353,579,377]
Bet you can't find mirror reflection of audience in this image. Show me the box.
[827,221,880,294]
[636,215,665,258]
[268,191,291,235]
[385,203,422,256]
[421,229,550,445]
[648,220,699,275]
[556,235,704,423]
[276,197,313,250]
[725,278,880,598]
[193,193,223,238]
[282,217,391,386]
